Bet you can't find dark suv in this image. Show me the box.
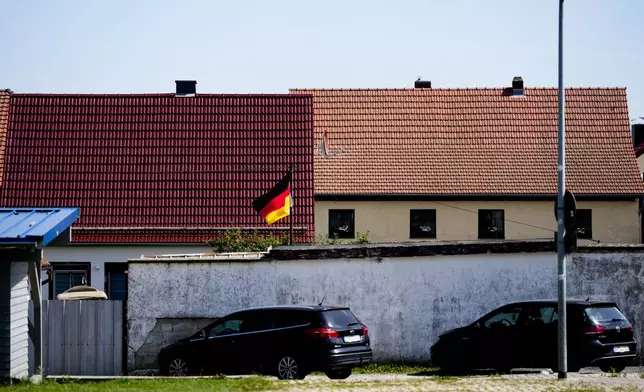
[158,305,372,379]
[430,299,637,373]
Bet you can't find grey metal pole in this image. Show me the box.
[557,0,568,380]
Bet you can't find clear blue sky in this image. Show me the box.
[1,0,642,119]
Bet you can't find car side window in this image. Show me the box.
[540,306,557,324]
[208,318,243,337]
[483,307,522,329]
[551,309,559,322]
[526,306,557,326]
[239,312,276,333]
[274,310,309,328]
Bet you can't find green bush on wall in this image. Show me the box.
[206,229,288,253]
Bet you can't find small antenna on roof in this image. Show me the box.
[318,286,331,306]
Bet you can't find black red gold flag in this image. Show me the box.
[252,172,291,225]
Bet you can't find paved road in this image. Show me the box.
[580,366,643,373]
[61,367,644,391]
[281,368,644,391]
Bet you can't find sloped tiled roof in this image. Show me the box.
[0,90,10,186]
[635,143,644,158]
[290,87,644,196]
[0,94,314,243]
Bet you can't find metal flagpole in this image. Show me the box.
[556,0,568,380]
[289,164,294,245]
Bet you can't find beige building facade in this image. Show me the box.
[315,199,641,244]
[291,84,644,247]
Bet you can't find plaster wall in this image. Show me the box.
[127,251,644,370]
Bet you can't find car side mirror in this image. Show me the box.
[200,330,206,338]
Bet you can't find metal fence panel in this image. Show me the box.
[29,300,123,376]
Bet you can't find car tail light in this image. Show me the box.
[305,327,340,338]
[582,325,607,335]
[625,323,633,330]
[362,326,368,336]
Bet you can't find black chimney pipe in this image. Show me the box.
[175,80,197,96]
[414,80,432,89]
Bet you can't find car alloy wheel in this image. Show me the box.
[277,356,301,380]
[168,358,189,377]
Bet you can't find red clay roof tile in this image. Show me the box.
[290,87,644,196]
[0,93,315,243]
[0,90,10,187]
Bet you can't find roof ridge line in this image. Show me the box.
[289,86,627,91]
[10,93,304,97]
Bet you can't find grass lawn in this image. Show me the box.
[303,362,435,376]
[0,378,277,392]
[2,373,643,392]
[352,362,435,374]
[0,364,440,392]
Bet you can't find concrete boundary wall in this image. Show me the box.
[126,242,644,371]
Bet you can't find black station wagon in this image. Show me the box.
[431,299,637,374]
[158,305,373,379]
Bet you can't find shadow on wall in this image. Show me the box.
[135,318,218,370]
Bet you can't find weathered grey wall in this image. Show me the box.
[135,318,217,370]
[570,252,644,355]
[127,251,644,371]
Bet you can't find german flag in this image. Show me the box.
[252,172,291,225]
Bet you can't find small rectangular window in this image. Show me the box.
[478,209,505,239]
[410,209,436,239]
[328,209,355,239]
[575,209,592,239]
[51,262,91,299]
[106,262,128,301]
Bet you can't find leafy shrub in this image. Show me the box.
[353,231,371,244]
[205,229,288,253]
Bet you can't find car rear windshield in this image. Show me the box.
[584,306,627,325]
[322,309,361,328]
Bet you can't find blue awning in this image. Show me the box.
[0,208,80,247]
